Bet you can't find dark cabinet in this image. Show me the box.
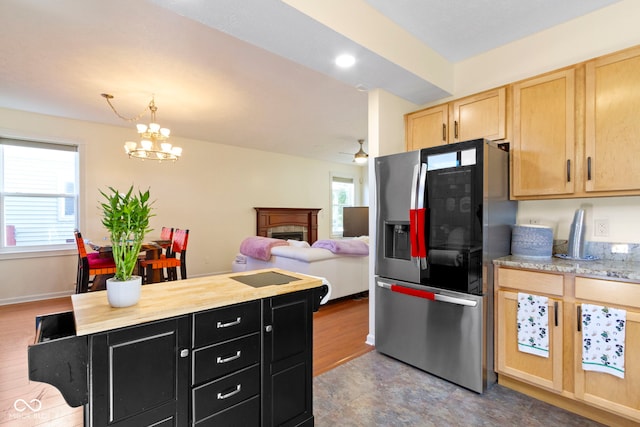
[263,291,314,427]
[29,286,326,426]
[89,316,191,426]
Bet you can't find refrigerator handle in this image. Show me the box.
[409,164,420,264]
[377,282,478,307]
[417,163,428,269]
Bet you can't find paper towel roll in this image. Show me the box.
[429,250,463,267]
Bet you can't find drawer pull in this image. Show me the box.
[217,317,241,328]
[217,351,241,364]
[217,384,241,400]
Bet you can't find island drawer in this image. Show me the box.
[193,332,260,385]
[192,364,260,423]
[195,395,259,426]
[27,311,88,408]
[193,300,260,347]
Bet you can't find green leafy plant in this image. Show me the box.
[99,186,154,281]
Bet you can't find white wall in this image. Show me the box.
[366,89,420,345]
[0,108,363,304]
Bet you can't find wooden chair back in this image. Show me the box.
[160,227,174,256]
[74,230,88,259]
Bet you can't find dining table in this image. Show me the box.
[87,239,172,288]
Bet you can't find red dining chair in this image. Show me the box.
[74,230,117,293]
[137,226,174,282]
[140,229,189,283]
[159,226,174,256]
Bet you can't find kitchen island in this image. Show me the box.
[493,256,640,426]
[29,269,327,427]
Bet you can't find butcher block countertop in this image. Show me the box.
[71,268,322,336]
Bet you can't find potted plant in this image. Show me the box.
[99,185,154,307]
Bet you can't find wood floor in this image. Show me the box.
[0,294,371,426]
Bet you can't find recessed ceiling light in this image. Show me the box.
[335,54,356,68]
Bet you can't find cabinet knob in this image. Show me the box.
[265,325,273,333]
[180,349,189,358]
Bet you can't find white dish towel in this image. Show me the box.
[517,292,549,358]
[582,303,626,379]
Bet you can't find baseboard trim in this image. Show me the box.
[498,375,637,426]
[0,290,74,306]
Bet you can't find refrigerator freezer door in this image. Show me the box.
[375,277,485,393]
[375,150,422,283]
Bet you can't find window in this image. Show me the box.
[331,175,355,236]
[0,138,79,252]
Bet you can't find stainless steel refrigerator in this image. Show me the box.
[374,139,517,393]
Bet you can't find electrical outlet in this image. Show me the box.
[529,218,540,225]
[594,219,609,237]
[612,244,629,254]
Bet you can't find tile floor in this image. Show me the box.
[313,351,605,427]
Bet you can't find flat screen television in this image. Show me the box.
[342,206,369,237]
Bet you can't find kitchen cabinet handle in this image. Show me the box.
[217,384,241,400]
[554,301,558,327]
[454,121,459,139]
[587,157,592,180]
[442,123,446,141]
[217,351,242,364]
[217,317,241,328]
[567,159,571,182]
[577,305,582,332]
[180,349,189,358]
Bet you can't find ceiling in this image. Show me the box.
[0,0,621,164]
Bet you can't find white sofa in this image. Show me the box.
[233,244,369,302]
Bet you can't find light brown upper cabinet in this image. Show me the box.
[449,87,506,143]
[405,104,448,150]
[511,69,575,198]
[585,46,640,194]
[405,87,506,151]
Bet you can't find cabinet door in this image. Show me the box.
[496,290,563,392]
[90,316,190,427]
[405,104,448,150]
[585,46,640,193]
[450,87,506,143]
[574,277,640,422]
[262,290,313,427]
[511,69,575,198]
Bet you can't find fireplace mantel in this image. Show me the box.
[254,207,321,244]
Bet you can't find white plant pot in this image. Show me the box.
[106,276,142,308]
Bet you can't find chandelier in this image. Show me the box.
[353,139,368,164]
[101,93,182,161]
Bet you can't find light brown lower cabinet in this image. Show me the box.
[495,267,640,426]
[496,289,563,391]
[573,277,640,423]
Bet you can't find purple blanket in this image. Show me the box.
[240,236,288,261]
[311,239,369,256]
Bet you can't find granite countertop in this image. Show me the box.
[71,268,322,336]
[494,255,640,282]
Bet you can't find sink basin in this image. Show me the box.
[230,271,300,288]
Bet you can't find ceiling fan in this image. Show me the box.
[339,139,368,164]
